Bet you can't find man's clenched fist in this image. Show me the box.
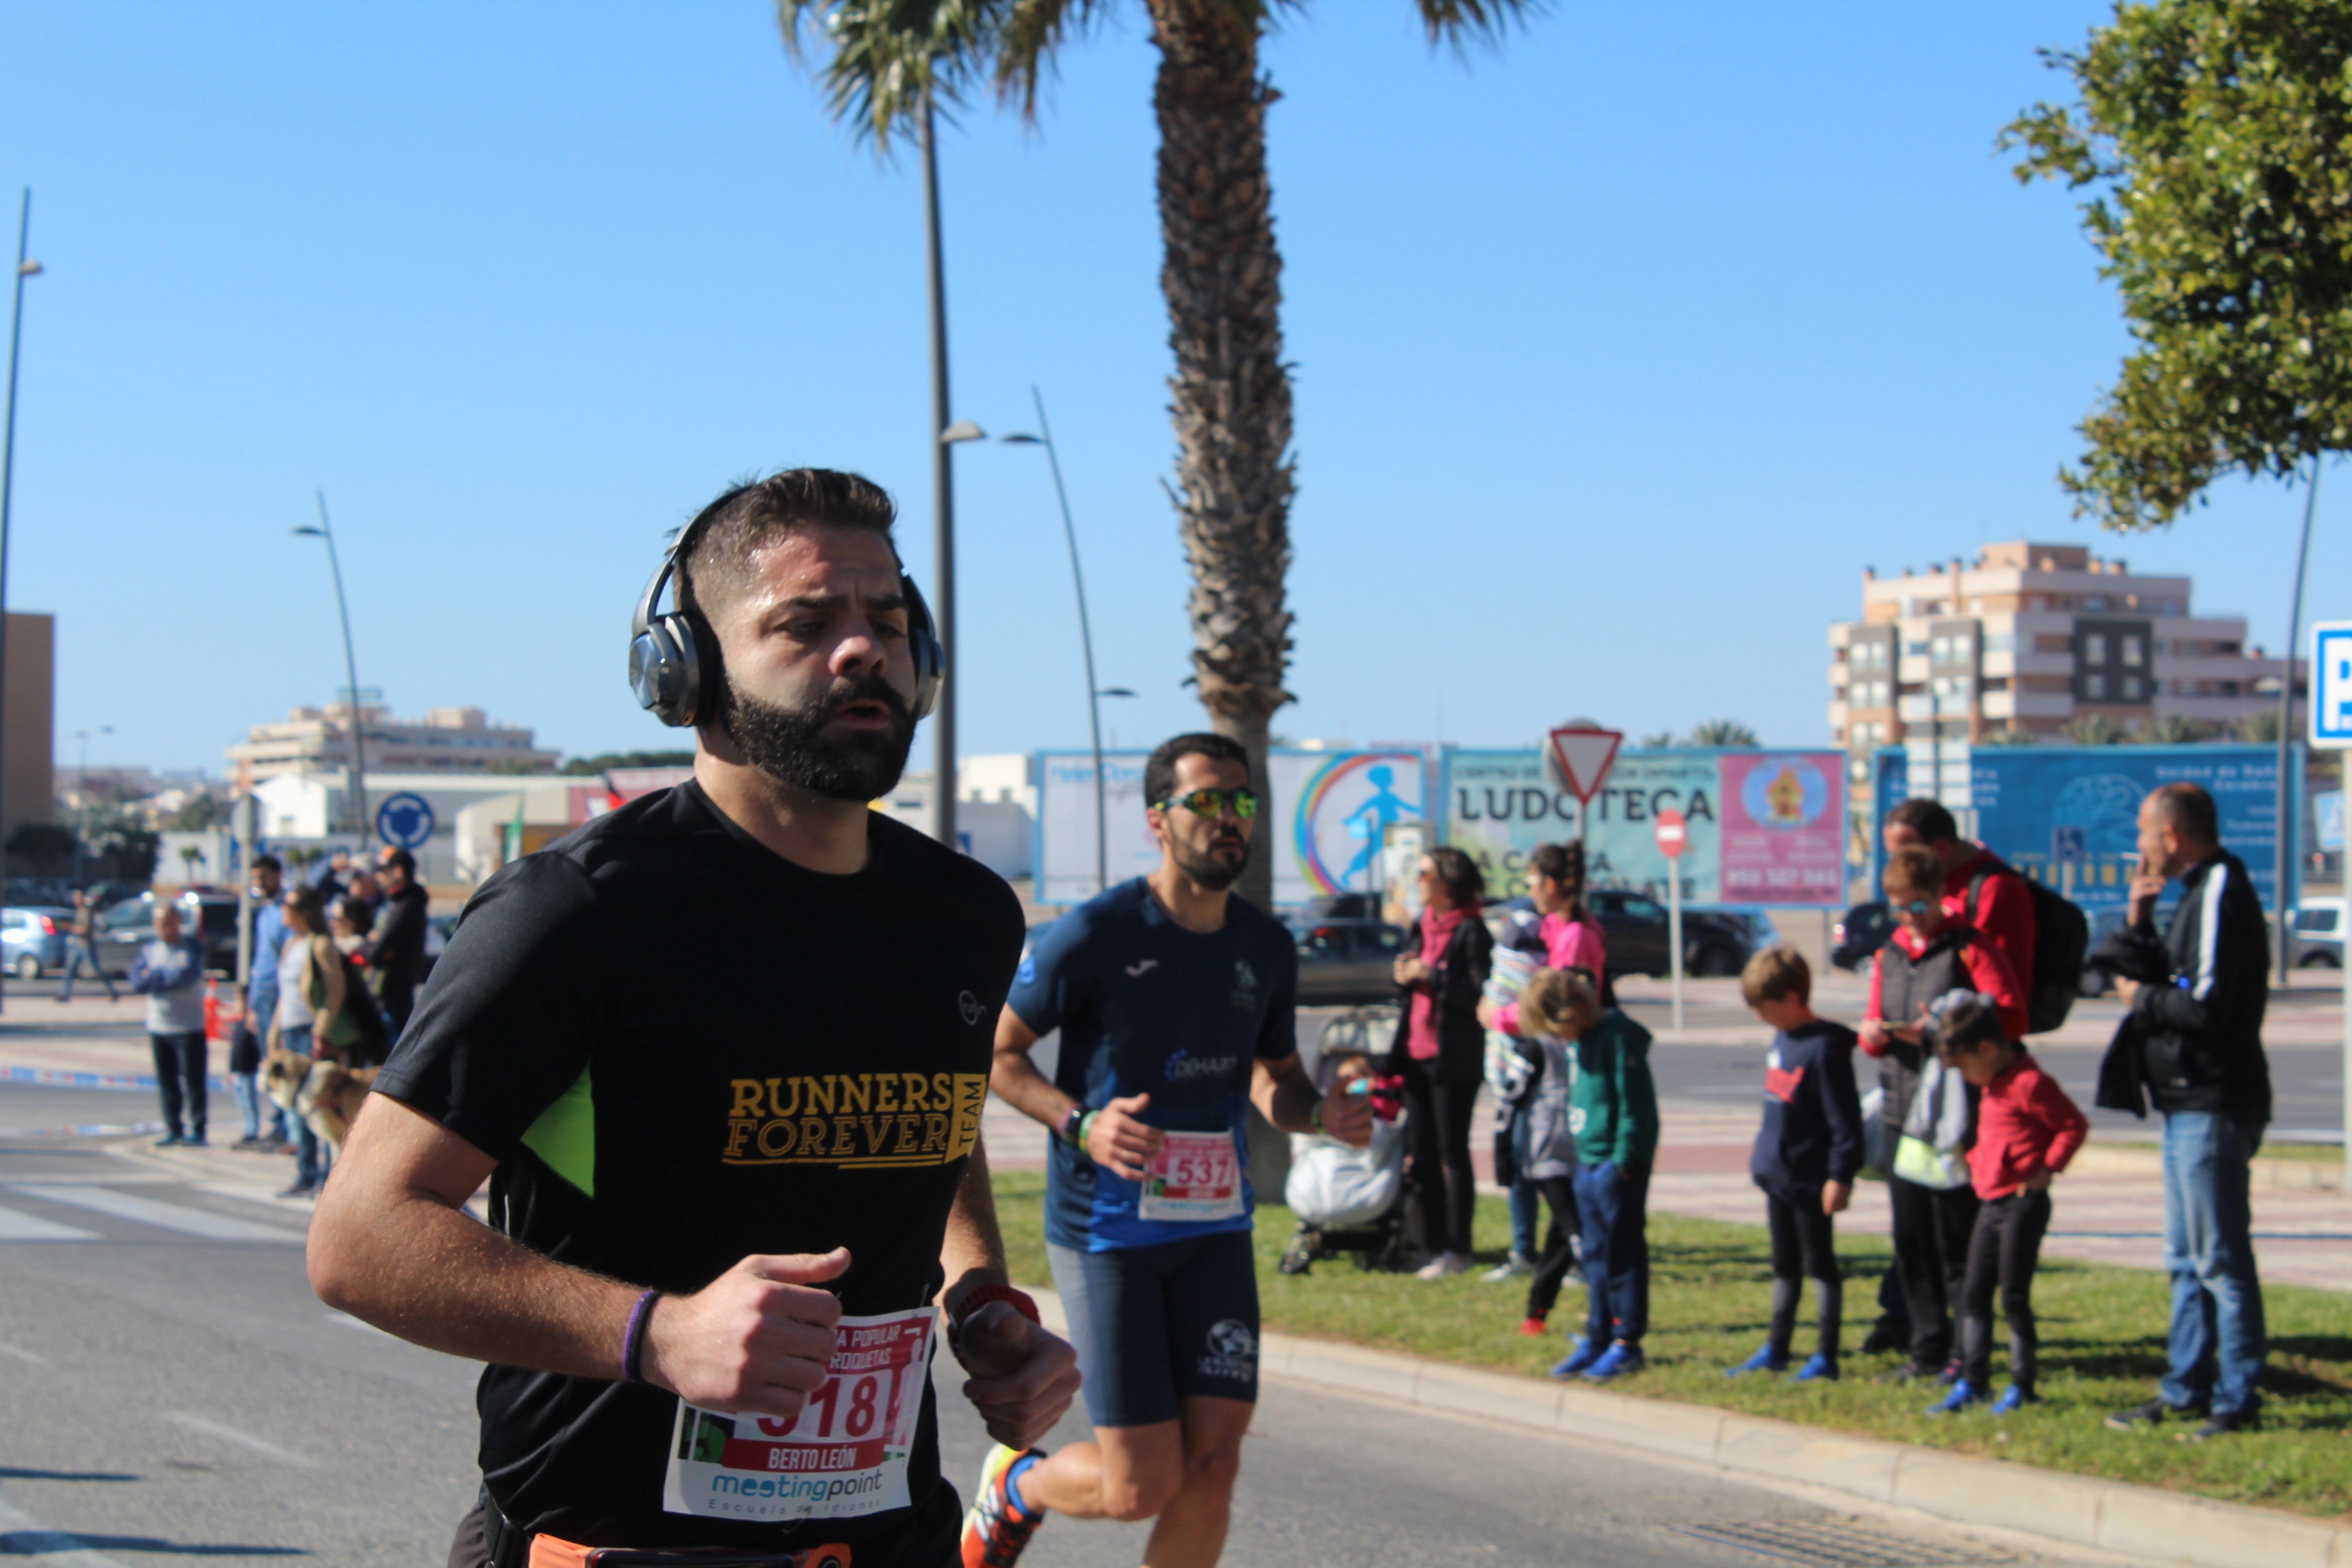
[639,1247,851,1419]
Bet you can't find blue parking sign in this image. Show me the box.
[2313,622,2352,750]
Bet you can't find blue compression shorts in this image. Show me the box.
[1046,1230,1260,1428]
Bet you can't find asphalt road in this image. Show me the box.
[0,1123,2071,1568]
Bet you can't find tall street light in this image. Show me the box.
[293,491,368,845]
[920,86,987,855]
[2275,461,2322,983]
[0,190,43,1013]
[68,725,111,892]
[1002,389,1116,894]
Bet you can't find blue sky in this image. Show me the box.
[1,1,2336,777]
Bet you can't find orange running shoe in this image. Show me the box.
[960,1443,1045,1568]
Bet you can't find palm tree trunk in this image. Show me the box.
[1148,0,1295,912]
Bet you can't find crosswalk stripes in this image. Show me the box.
[0,1203,99,1241]
[12,1184,303,1244]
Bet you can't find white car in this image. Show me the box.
[2289,897,2345,968]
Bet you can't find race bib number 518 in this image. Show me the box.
[663,1308,932,1523]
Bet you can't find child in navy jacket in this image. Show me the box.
[1729,945,1863,1381]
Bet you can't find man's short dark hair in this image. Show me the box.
[251,853,281,874]
[378,847,416,875]
[1145,732,1250,806]
[677,469,898,623]
[2151,781,2220,844]
[1886,798,1959,844]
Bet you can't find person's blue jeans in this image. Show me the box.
[1574,1159,1651,1347]
[284,1024,333,1190]
[2159,1111,2267,1418]
[230,1072,263,1140]
[1509,1177,1541,1260]
[59,938,118,1002]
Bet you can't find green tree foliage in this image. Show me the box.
[171,793,232,831]
[5,823,75,858]
[561,750,695,777]
[2065,713,2132,744]
[2236,706,2287,741]
[1977,725,2042,746]
[1637,730,1678,748]
[2137,712,2219,742]
[1686,719,1760,747]
[2004,0,2352,529]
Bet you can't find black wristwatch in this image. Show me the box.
[1056,1103,1087,1147]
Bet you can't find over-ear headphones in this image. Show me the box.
[627,531,944,729]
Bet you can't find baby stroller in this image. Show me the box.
[1277,1005,1411,1275]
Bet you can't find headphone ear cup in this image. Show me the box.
[908,623,943,721]
[627,612,704,728]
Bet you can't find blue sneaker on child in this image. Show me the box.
[1990,1384,2037,1416]
[1791,1354,1839,1382]
[1580,1341,1646,1382]
[1550,1337,1605,1379]
[1926,1378,1987,1415]
[1726,1345,1788,1377]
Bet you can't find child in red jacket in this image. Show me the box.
[1921,992,2087,1416]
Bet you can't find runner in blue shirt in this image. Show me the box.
[962,732,1373,1568]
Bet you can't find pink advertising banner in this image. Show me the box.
[1715,751,1846,907]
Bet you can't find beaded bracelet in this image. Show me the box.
[621,1288,660,1385]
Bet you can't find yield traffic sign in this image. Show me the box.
[1654,807,1688,860]
[1546,725,1622,804]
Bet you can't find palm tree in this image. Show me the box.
[777,0,1542,906]
[1686,719,1759,748]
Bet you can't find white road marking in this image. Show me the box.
[0,1490,133,1566]
[0,1203,98,1242]
[0,1340,48,1364]
[13,1185,301,1244]
[163,1411,318,1468]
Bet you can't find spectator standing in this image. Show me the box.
[2106,783,2274,1440]
[132,901,209,1147]
[343,867,383,926]
[1861,847,2027,1384]
[235,856,293,1152]
[1509,965,1596,1340]
[306,847,353,900]
[270,885,347,1198]
[1483,840,1606,1281]
[1882,798,2038,992]
[1388,846,1493,1279]
[1924,992,2086,1416]
[364,846,430,1041]
[57,889,118,1003]
[1727,946,1861,1383]
[1545,968,1658,1382]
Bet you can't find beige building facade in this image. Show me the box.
[227,700,556,787]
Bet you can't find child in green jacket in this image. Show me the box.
[1520,967,1659,1382]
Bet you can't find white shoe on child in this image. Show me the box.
[1414,1252,1471,1280]
[1482,1253,1533,1282]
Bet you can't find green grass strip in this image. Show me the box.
[989,1170,2352,1518]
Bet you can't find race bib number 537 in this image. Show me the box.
[663,1308,932,1523]
[1138,1130,1243,1222]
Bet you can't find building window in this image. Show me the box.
[2123,635,2144,666]
[2085,673,2106,700]
[2121,676,2142,700]
[2082,634,2106,664]
[2083,595,2108,611]
[1904,640,1928,657]
[1983,633,2015,653]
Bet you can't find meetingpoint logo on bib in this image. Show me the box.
[723,1073,987,1169]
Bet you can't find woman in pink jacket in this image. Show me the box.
[1480,840,1608,1279]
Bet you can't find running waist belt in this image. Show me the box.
[478,1489,849,1568]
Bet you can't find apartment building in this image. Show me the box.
[1828,541,2302,836]
[227,699,558,785]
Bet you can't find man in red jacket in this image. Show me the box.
[1882,798,2037,995]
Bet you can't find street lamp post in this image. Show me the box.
[2275,461,2322,983]
[1002,389,1115,894]
[293,491,368,845]
[0,190,43,1011]
[68,725,111,892]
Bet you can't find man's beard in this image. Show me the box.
[1173,828,1251,892]
[717,672,915,804]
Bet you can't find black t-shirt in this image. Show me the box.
[372,781,1024,1553]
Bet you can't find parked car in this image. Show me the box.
[2289,897,2344,969]
[94,890,242,977]
[1484,892,1756,979]
[1831,900,1895,971]
[1,906,71,979]
[1290,917,1409,1006]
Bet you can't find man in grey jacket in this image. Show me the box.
[131,901,210,1148]
[2106,783,2272,1439]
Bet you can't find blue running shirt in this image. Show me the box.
[1007,878,1298,1252]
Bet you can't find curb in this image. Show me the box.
[1023,1290,2348,1568]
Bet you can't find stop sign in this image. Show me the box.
[1654,808,1688,860]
